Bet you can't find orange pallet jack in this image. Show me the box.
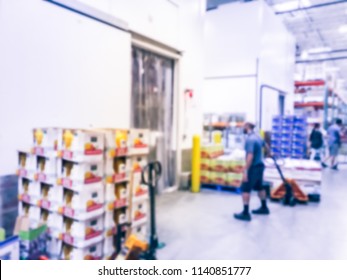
[270,157,308,206]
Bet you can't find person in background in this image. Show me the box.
[234,122,270,222]
[322,118,343,170]
[309,123,324,161]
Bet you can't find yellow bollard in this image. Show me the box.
[191,135,201,193]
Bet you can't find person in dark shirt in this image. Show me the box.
[309,123,323,161]
[234,122,270,222]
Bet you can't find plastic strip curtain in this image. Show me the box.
[131,47,176,192]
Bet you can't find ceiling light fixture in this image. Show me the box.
[273,0,311,12]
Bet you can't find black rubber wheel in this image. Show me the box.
[289,197,296,207]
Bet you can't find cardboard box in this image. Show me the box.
[210,172,226,185]
[57,160,103,190]
[18,178,40,205]
[105,182,128,211]
[200,171,210,184]
[201,144,224,159]
[130,155,148,174]
[32,128,61,157]
[61,241,103,260]
[105,157,130,184]
[37,183,63,212]
[104,208,129,237]
[130,172,148,199]
[131,200,148,225]
[59,215,103,243]
[128,129,150,155]
[200,158,210,171]
[34,156,57,184]
[100,129,130,158]
[225,173,243,187]
[57,129,104,162]
[41,210,63,235]
[229,160,246,173]
[58,184,104,220]
[16,151,36,180]
[130,223,147,241]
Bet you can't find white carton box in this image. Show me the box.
[18,178,40,205]
[58,129,104,162]
[57,160,103,191]
[99,129,130,158]
[16,151,36,180]
[105,158,130,184]
[61,241,103,260]
[131,200,148,227]
[104,208,129,237]
[130,155,148,174]
[129,129,150,155]
[37,183,63,212]
[32,128,61,158]
[104,182,128,211]
[58,184,105,220]
[34,156,57,184]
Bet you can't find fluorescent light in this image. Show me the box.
[339,25,347,33]
[273,1,299,12]
[307,47,332,54]
[273,0,311,12]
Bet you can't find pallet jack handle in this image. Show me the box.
[141,161,163,260]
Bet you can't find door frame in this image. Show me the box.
[131,33,182,193]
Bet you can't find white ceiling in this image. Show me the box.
[207,0,347,87]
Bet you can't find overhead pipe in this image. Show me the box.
[296,48,347,57]
[296,56,347,63]
[276,0,347,15]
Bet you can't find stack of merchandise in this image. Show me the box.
[200,145,245,188]
[271,116,307,159]
[16,127,150,260]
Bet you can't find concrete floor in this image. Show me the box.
[156,168,347,259]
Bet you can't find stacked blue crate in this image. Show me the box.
[292,116,307,159]
[271,116,282,158]
[271,115,307,159]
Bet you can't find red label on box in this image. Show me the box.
[134,212,146,221]
[135,189,147,197]
[64,207,75,217]
[36,173,47,182]
[87,203,103,212]
[21,194,30,203]
[113,173,126,183]
[85,230,102,240]
[62,150,73,160]
[40,199,51,210]
[115,147,128,157]
[63,234,74,245]
[33,147,44,156]
[62,178,73,188]
[114,198,127,209]
[84,149,103,155]
[18,169,28,177]
[85,176,102,184]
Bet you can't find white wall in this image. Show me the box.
[0,0,206,175]
[0,0,131,175]
[79,0,180,49]
[203,0,295,128]
[258,1,296,130]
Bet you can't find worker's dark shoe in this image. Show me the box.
[321,162,328,168]
[331,165,338,170]
[234,212,251,221]
[252,207,270,215]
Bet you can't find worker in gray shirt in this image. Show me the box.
[322,118,343,170]
[234,122,270,222]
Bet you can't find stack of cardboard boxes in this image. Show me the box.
[200,145,245,188]
[16,127,150,260]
